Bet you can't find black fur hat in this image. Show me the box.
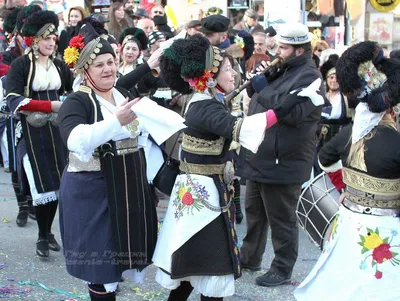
[336,41,400,112]
[119,27,148,50]
[160,34,225,94]
[15,4,42,34]
[161,34,209,94]
[320,54,339,80]
[3,7,22,34]
[22,10,59,38]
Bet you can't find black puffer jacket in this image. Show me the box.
[241,53,324,184]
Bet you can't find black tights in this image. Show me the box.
[35,200,58,239]
[88,284,116,301]
[168,281,223,301]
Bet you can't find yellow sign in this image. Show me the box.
[370,0,400,12]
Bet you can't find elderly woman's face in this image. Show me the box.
[86,53,116,90]
[216,57,237,93]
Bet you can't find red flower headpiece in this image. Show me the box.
[23,36,35,48]
[69,34,85,50]
[184,70,215,93]
[64,34,85,67]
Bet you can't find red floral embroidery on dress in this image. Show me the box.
[358,228,400,279]
[172,180,208,220]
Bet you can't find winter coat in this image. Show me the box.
[241,53,324,184]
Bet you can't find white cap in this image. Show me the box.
[275,22,314,45]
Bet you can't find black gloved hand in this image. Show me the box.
[274,78,325,119]
[273,93,309,120]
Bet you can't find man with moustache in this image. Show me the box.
[253,31,268,54]
[240,23,324,287]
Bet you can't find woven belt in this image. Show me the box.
[68,138,139,172]
[343,199,400,217]
[344,186,400,209]
[179,162,225,175]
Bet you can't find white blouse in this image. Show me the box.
[67,88,139,162]
[32,62,62,91]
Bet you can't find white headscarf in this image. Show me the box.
[352,102,385,144]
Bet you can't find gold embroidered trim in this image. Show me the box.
[232,118,243,142]
[344,192,400,209]
[48,123,61,180]
[343,167,400,197]
[181,133,225,156]
[5,92,21,98]
[36,24,57,41]
[79,85,98,123]
[25,52,34,97]
[179,162,225,175]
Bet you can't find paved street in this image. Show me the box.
[0,168,320,301]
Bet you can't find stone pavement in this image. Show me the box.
[0,168,321,301]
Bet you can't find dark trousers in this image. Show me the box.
[240,180,301,276]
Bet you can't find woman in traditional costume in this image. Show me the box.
[58,23,158,301]
[313,54,354,176]
[295,41,400,301]
[152,34,323,300]
[3,4,43,227]
[6,10,73,257]
[118,28,148,77]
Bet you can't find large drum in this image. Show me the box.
[296,172,341,250]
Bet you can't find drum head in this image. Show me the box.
[296,172,340,250]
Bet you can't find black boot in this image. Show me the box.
[16,209,28,227]
[27,196,36,220]
[13,172,29,226]
[36,239,49,258]
[88,284,116,301]
[233,179,243,224]
[48,233,61,251]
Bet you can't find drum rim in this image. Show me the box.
[296,172,340,250]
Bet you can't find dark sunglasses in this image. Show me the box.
[317,49,324,52]
[153,11,163,14]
